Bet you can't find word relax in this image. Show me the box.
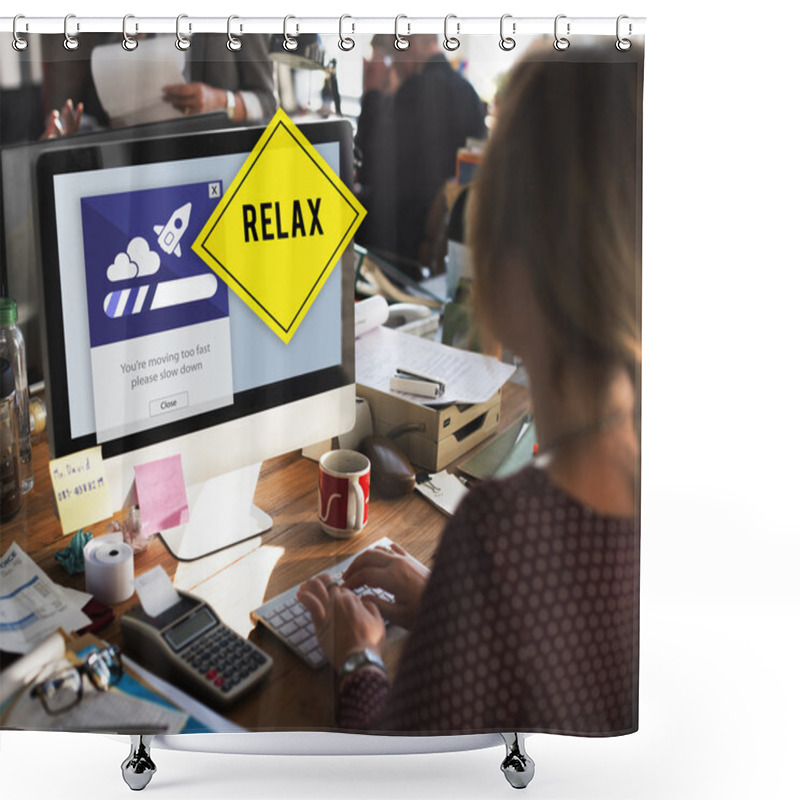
[242,198,323,242]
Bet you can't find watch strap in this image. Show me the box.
[337,648,386,689]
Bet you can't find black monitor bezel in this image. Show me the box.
[36,119,356,461]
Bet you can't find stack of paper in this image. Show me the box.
[356,325,516,407]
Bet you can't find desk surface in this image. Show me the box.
[1,382,528,731]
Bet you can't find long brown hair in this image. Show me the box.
[469,44,642,400]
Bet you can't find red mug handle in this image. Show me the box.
[348,479,365,531]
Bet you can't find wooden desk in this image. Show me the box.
[1,382,528,731]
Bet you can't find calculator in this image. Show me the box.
[121,589,272,708]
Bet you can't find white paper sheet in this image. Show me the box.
[91,36,186,126]
[0,543,91,655]
[2,664,188,733]
[355,325,516,407]
[0,632,66,707]
[60,586,93,609]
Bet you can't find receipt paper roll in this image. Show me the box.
[83,533,135,604]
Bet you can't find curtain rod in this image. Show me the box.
[1,15,646,38]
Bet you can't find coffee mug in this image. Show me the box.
[318,449,370,538]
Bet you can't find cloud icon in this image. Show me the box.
[128,237,160,277]
[107,252,137,282]
[106,236,161,282]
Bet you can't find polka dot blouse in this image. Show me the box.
[338,464,640,735]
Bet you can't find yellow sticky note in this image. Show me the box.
[192,109,366,344]
[48,446,112,535]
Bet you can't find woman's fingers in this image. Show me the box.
[342,548,392,581]
[342,565,388,593]
[297,573,336,626]
[297,586,326,627]
[360,595,395,621]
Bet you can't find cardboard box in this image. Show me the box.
[356,383,502,472]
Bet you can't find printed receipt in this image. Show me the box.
[0,543,91,655]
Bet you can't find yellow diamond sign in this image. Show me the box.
[192,109,366,343]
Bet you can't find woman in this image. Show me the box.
[299,43,642,735]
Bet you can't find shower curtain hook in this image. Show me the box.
[616,15,632,51]
[499,14,516,51]
[176,14,191,51]
[553,14,570,51]
[444,14,460,51]
[63,14,80,51]
[394,15,410,51]
[338,15,355,51]
[122,14,138,51]
[227,16,242,51]
[12,15,28,51]
[283,16,299,51]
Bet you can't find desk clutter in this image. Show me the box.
[358,382,502,473]
[0,628,237,733]
[0,298,530,731]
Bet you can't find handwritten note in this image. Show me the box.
[48,446,112,535]
[134,455,189,537]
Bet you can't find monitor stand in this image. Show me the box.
[158,463,273,562]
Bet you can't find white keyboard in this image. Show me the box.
[250,537,397,669]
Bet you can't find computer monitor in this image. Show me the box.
[1,113,231,386]
[35,120,357,560]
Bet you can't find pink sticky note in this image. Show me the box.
[134,455,189,537]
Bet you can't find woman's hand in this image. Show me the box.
[41,99,83,139]
[162,82,226,116]
[343,543,430,630]
[297,574,386,672]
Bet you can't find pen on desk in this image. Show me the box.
[514,417,531,448]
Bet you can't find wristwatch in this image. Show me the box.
[225,90,236,120]
[337,649,387,687]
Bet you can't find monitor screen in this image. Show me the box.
[35,121,356,557]
[0,113,233,386]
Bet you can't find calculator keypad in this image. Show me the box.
[183,626,269,694]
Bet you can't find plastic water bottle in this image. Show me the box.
[0,358,22,521]
[0,298,33,493]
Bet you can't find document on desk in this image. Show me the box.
[91,37,185,127]
[123,657,246,734]
[0,543,91,655]
[415,470,469,517]
[2,660,189,733]
[356,326,516,407]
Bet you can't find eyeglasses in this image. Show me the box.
[30,645,123,715]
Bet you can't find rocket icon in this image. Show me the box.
[154,202,192,257]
